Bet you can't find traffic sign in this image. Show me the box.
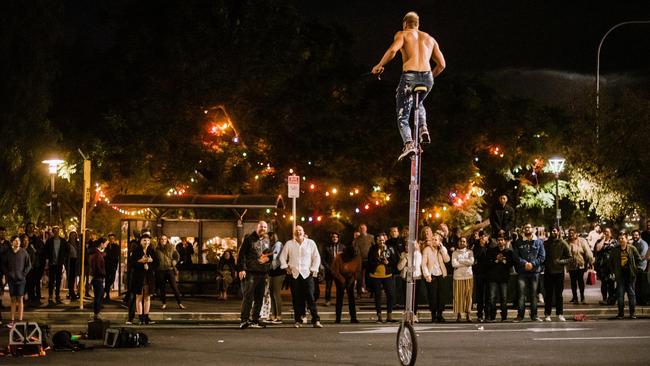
[288,175,300,198]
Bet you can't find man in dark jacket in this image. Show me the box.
[103,233,120,303]
[512,223,546,322]
[472,231,492,322]
[25,223,45,306]
[611,232,643,319]
[89,239,107,319]
[237,221,271,329]
[44,226,69,305]
[487,236,513,321]
[321,232,343,306]
[543,227,572,322]
[489,194,515,239]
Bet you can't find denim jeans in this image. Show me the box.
[488,281,508,320]
[617,270,636,316]
[396,71,434,144]
[240,273,267,323]
[544,272,565,316]
[517,273,539,319]
[370,276,395,314]
[91,278,104,316]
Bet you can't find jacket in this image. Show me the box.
[512,238,545,275]
[397,249,422,279]
[3,247,32,282]
[487,246,514,283]
[367,243,399,277]
[610,245,643,281]
[489,203,514,236]
[104,243,121,271]
[567,237,594,270]
[331,251,362,283]
[543,238,572,274]
[89,247,106,279]
[451,248,474,280]
[156,242,180,271]
[237,231,272,274]
[44,236,69,266]
[421,244,450,278]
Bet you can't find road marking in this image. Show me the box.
[340,327,590,335]
[534,336,650,341]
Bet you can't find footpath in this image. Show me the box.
[5,280,647,326]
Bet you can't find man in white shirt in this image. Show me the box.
[280,225,323,328]
[587,224,603,251]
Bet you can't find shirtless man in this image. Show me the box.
[372,12,446,161]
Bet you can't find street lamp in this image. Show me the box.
[548,157,565,229]
[42,158,65,227]
[595,20,650,144]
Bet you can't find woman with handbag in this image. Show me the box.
[567,227,594,304]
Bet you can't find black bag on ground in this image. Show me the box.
[87,319,111,340]
[117,328,148,348]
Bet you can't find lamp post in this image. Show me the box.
[595,20,650,144]
[548,157,565,229]
[42,159,65,227]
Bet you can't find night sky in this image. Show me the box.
[297,1,650,76]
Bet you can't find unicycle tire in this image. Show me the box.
[396,321,417,366]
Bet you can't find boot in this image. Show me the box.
[376,312,383,323]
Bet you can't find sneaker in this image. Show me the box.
[294,322,302,328]
[270,318,283,325]
[616,315,624,320]
[420,129,431,144]
[250,322,266,329]
[558,315,566,322]
[324,301,331,307]
[513,317,523,323]
[145,315,155,325]
[398,142,417,161]
[533,317,543,322]
[413,315,419,323]
[178,303,186,310]
[125,320,133,325]
[161,304,167,310]
[313,321,323,328]
[630,315,637,320]
[544,316,552,322]
[350,318,360,324]
[239,321,250,329]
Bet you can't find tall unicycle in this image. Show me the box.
[396,84,428,366]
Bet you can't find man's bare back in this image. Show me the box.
[371,16,445,77]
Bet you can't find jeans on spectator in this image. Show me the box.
[474,274,488,319]
[544,272,565,316]
[617,270,636,316]
[568,268,585,302]
[91,278,104,316]
[425,276,445,319]
[240,273,267,324]
[601,275,616,304]
[335,277,357,321]
[370,276,395,314]
[48,264,64,301]
[517,273,540,320]
[290,274,320,323]
[489,281,508,320]
[157,269,182,305]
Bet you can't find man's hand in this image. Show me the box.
[524,262,533,271]
[371,65,384,76]
[286,267,292,275]
[238,271,246,280]
[258,255,270,264]
[425,276,432,283]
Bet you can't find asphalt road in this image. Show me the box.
[2,319,650,365]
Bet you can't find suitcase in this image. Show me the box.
[87,319,111,340]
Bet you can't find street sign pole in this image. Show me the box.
[288,175,300,232]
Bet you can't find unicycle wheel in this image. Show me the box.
[396,321,417,366]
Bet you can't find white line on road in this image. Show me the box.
[340,327,591,335]
[534,336,650,341]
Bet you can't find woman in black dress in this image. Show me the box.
[129,233,158,324]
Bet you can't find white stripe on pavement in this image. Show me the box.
[340,327,590,335]
[534,336,650,341]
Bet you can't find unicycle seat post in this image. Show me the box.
[404,84,429,325]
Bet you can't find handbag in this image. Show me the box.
[586,269,596,285]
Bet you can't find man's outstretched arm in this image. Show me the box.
[431,39,446,77]
[372,32,404,75]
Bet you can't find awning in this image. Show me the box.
[110,194,284,209]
